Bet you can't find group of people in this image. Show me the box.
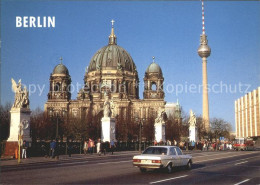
[83,138,116,156]
[177,140,234,151]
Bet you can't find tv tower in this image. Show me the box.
[197,0,211,132]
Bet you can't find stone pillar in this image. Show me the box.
[189,125,198,142]
[101,117,116,142]
[5,108,31,157]
[154,122,166,143]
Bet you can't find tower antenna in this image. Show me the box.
[201,0,205,35]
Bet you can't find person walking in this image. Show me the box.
[110,139,116,155]
[67,139,72,157]
[88,138,95,154]
[22,140,27,159]
[83,140,88,155]
[96,139,101,156]
[50,140,56,158]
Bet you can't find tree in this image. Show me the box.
[30,107,56,140]
[166,115,181,142]
[0,102,12,141]
[210,118,232,140]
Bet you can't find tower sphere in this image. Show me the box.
[198,44,211,58]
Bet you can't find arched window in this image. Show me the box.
[54,82,61,91]
[151,82,157,91]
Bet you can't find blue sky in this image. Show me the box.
[1,0,260,131]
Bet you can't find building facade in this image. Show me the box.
[235,87,260,138]
[44,23,180,140]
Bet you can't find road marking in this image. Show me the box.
[97,160,130,165]
[235,161,248,165]
[57,160,89,166]
[234,179,250,185]
[149,175,188,184]
[192,155,258,172]
[195,152,256,163]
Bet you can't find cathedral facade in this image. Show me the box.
[44,22,166,140]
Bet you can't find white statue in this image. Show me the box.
[11,78,29,109]
[188,110,196,127]
[155,108,167,124]
[110,97,116,118]
[103,93,111,118]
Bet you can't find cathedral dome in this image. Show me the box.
[53,63,69,75]
[146,61,162,75]
[88,44,136,73]
[87,21,136,73]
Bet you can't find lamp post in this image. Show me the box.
[135,117,145,153]
[18,123,23,164]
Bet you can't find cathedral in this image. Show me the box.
[44,21,169,140]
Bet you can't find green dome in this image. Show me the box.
[88,44,137,73]
[146,62,162,74]
[53,63,69,75]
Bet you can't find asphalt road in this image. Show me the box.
[1,150,259,184]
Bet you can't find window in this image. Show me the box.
[169,147,177,155]
[175,147,183,155]
[151,83,157,91]
[143,147,168,155]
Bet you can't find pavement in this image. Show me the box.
[1,150,260,184]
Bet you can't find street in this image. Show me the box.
[1,150,260,184]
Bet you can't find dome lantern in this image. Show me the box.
[109,19,117,45]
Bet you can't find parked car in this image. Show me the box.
[133,146,192,173]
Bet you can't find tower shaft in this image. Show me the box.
[202,57,209,131]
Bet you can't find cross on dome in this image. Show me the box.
[59,56,63,64]
[111,19,115,27]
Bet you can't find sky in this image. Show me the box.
[1,0,260,131]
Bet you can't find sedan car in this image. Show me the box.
[133,146,192,173]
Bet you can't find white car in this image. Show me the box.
[133,146,192,173]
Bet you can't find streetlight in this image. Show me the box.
[18,123,23,164]
[135,117,145,153]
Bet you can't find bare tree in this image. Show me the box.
[0,102,12,141]
[210,118,232,140]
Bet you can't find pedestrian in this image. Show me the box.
[154,140,157,146]
[96,139,101,156]
[41,143,48,157]
[88,138,93,154]
[91,139,95,154]
[110,139,116,155]
[83,140,88,155]
[67,139,72,157]
[50,140,56,158]
[22,140,27,159]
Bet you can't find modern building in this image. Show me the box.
[44,21,180,140]
[235,87,260,138]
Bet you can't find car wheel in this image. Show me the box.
[166,163,173,174]
[186,160,192,170]
[139,168,147,173]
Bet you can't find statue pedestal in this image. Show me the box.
[101,117,116,142]
[4,108,31,157]
[189,126,198,142]
[154,122,166,143]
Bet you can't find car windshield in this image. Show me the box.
[142,147,168,155]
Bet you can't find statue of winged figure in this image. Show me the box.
[11,78,29,108]
[188,110,196,127]
[155,107,167,124]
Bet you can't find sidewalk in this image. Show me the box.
[0,150,139,167]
